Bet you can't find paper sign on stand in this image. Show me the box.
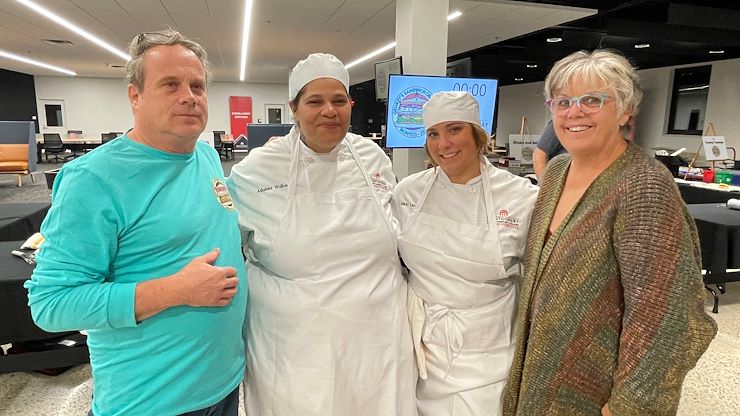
[508,134,540,165]
[702,136,728,161]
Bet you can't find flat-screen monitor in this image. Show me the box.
[375,56,403,102]
[385,74,498,148]
[246,124,293,151]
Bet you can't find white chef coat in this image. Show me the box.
[227,127,416,416]
[392,157,538,416]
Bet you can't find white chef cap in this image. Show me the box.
[288,53,350,101]
[422,91,481,130]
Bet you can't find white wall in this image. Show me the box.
[35,77,132,136]
[495,81,551,147]
[494,57,740,161]
[34,76,288,140]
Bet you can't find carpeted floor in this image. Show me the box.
[1,284,738,415]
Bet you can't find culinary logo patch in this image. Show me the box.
[371,172,390,193]
[212,178,234,211]
[495,209,520,229]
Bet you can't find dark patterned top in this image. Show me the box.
[502,141,717,415]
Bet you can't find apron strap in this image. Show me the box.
[423,303,465,378]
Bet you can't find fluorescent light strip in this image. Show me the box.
[239,0,254,81]
[345,11,462,70]
[678,85,709,92]
[345,42,397,69]
[0,48,76,75]
[16,0,129,61]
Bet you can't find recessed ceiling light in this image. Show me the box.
[546,37,562,43]
[634,43,650,49]
[526,64,537,68]
[709,50,725,54]
[106,63,125,69]
[514,77,524,81]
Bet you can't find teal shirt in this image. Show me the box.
[25,136,247,416]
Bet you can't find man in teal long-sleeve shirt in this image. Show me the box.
[24,29,247,416]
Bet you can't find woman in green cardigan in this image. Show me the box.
[502,49,717,416]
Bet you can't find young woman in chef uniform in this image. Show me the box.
[392,91,538,416]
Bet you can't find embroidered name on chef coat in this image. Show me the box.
[256,183,288,194]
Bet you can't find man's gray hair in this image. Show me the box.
[125,29,212,91]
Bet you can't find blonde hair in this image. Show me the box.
[545,49,642,138]
[424,122,488,167]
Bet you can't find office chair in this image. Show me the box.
[213,131,231,160]
[42,133,72,163]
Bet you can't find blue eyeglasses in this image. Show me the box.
[545,93,610,114]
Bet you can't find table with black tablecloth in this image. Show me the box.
[0,203,50,242]
[687,203,740,313]
[0,240,89,373]
[678,182,740,204]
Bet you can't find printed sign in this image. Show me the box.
[229,96,253,139]
[508,134,541,165]
[702,136,728,161]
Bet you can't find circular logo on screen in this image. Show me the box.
[391,86,433,139]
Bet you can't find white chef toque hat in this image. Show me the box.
[288,53,350,101]
[422,91,481,130]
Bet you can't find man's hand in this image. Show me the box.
[171,248,239,307]
[134,248,239,321]
[602,404,612,416]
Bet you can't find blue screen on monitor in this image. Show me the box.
[385,74,498,148]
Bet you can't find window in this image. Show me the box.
[667,65,711,135]
[44,104,64,127]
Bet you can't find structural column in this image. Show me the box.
[392,0,449,179]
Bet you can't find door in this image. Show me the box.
[39,99,67,135]
[265,104,284,124]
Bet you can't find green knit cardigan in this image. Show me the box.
[502,142,717,415]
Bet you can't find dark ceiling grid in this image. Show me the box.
[453,0,740,86]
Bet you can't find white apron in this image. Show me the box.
[244,136,416,416]
[399,165,516,416]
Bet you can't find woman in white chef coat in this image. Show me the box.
[392,91,538,416]
[226,53,416,416]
